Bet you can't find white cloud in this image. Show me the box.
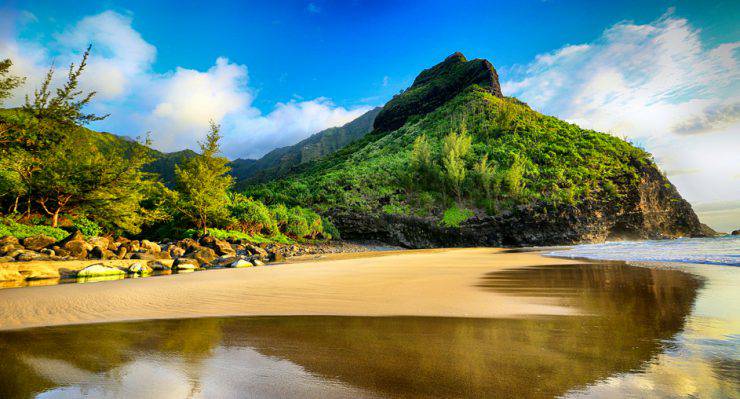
[503,10,740,216]
[0,10,369,159]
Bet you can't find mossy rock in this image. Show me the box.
[76,264,126,277]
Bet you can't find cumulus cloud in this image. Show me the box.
[0,10,369,159]
[503,10,740,209]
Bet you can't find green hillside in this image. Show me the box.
[241,53,706,246]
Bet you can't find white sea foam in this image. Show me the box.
[547,235,740,266]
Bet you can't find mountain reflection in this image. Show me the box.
[0,262,707,398]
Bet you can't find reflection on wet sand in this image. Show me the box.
[0,262,710,398]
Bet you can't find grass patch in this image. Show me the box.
[0,219,69,240]
[439,205,474,228]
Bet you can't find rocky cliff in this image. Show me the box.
[373,52,502,133]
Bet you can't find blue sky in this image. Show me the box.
[1,0,739,230]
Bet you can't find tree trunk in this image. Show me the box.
[10,195,19,214]
[52,208,61,228]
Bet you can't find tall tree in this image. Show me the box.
[441,127,472,201]
[173,121,233,235]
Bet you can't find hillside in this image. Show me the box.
[231,107,381,185]
[242,53,711,247]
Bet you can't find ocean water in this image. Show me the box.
[547,235,740,267]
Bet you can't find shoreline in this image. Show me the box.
[0,248,580,331]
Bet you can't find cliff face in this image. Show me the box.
[373,52,503,133]
[330,157,711,249]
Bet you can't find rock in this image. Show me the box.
[732,229,740,235]
[0,236,20,246]
[250,259,265,266]
[40,248,55,256]
[15,251,48,262]
[106,241,120,251]
[147,261,170,271]
[55,230,85,247]
[0,267,23,281]
[63,241,88,259]
[130,252,158,260]
[116,246,128,259]
[230,259,253,268]
[373,52,502,133]
[213,239,235,256]
[90,245,116,260]
[185,246,217,266]
[211,255,237,268]
[126,240,141,253]
[0,256,14,262]
[172,258,199,270]
[267,251,284,262]
[245,244,268,259]
[128,262,153,274]
[140,239,161,254]
[19,266,59,280]
[169,246,185,258]
[21,235,57,251]
[5,249,25,259]
[88,237,109,250]
[0,243,21,256]
[77,264,125,277]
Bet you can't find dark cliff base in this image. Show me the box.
[331,163,714,249]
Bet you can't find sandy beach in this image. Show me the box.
[0,248,578,331]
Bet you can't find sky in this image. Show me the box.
[0,0,738,230]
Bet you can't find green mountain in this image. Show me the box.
[242,52,711,247]
[231,106,381,185]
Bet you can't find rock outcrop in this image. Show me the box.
[331,160,713,248]
[373,52,503,133]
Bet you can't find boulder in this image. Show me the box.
[172,258,199,270]
[267,251,284,263]
[245,244,268,259]
[0,236,20,246]
[16,251,48,262]
[64,241,88,259]
[147,261,170,271]
[169,246,185,258]
[55,230,85,247]
[19,266,59,280]
[140,239,161,254]
[185,246,217,266]
[250,259,265,266]
[21,235,57,251]
[128,262,153,274]
[0,243,21,256]
[732,229,740,235]
[40,248,55,256]
[115,246,128,259]
[211,256,237,268]
[130,252,158,261]
[230,259,253,268]
[77,264,125,277]
[90,246,115,260]
[88,237,110,250]
[214,240,236,256]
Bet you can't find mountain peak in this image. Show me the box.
[374,52,503,132]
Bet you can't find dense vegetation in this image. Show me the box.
[0,52,335,243]
[244,86,653,226]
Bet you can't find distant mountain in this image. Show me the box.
[241,52,712,247]
[231,107,381,186]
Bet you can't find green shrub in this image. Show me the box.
[301,208,324,238]
[269,204,289,229]
[321,216,340,240]
[285,207,310,238]
[0,218,68,240]
[439,205,474,228]
[72,216,103,237]
[228,194,277,235]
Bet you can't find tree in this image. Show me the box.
[29,130,156,229]
[228,193,276,235]
[409,134,434,188]
[502,154,526,198]
[0,58,25,104]
[173,121,233,235]
[474,155,498,202]
[441,128,472,201]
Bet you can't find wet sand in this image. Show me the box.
[0,248,578,331]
